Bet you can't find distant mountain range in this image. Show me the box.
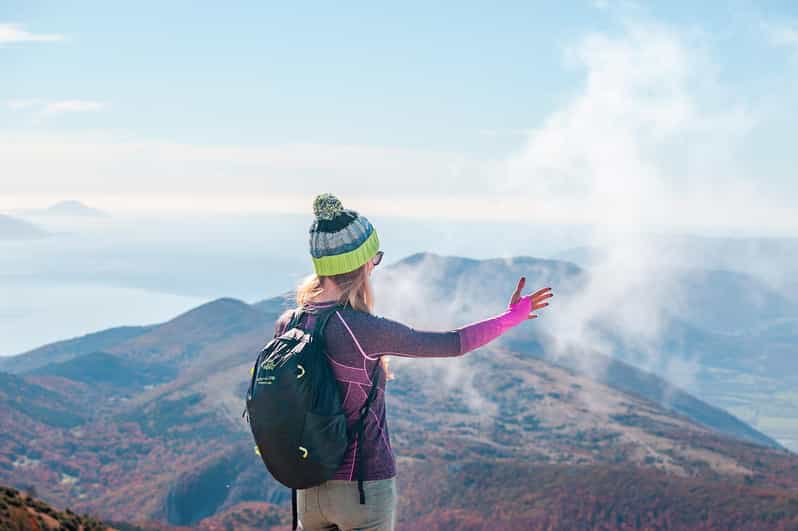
[554,236,798,304]
[0,214,48,240]
[1,252,797,529]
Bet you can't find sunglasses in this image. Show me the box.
[371,250,384,267]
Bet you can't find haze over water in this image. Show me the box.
[0,211,593,356]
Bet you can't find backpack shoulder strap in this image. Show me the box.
[284,308,303,330]
[312,305,340,336]
[291,488,298,531]
[281,304,336,336]
[354,360,382,504]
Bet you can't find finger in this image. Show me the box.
[532,302,549,310]
[532,292,554,303]
[530,286,552,299]
[516,276,526,296]
[527,314,538,319]
[510,276,525,305]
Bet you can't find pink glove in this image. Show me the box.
[456,294,533,354]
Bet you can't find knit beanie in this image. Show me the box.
[309,193,380,276]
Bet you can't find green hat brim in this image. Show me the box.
[312,229,380,276]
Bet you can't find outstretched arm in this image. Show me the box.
[340,278,552,359]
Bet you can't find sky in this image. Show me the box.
[3,1,798,233]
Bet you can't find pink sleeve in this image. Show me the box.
[456,294,533,354]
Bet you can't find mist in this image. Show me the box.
[500,20,796,394]
[364,20,798,429]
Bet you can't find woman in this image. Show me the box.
[273,193,553,531]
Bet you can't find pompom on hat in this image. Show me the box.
[309,193,380,276]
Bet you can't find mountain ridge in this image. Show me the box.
[2,254,782,450]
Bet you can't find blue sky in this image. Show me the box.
[2,2,596,149]
[2,1,798,232]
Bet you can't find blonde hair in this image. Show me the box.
[295,265,394,380]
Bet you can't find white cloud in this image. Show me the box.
[0,23,63,44]
[0,134,500,213]
[499,20,777,393]
[762,20,798,49]
[501,21,778,231]
[7,99,106,114]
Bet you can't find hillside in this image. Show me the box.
[0,485,109,530]
[4,338,798,528]
[30,352,177,392]
[396,460,798,530]
[0,371,87,428]
[0,252,797,528]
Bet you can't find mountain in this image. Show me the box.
[1,252,797,528]
[44,200,108,218]
[0,298,282,525]
[0,214,48,240]
[106,297,267,367]
[376,252,798,450]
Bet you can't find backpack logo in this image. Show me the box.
[256,375,276,385]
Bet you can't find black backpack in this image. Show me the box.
[244,303,382,530]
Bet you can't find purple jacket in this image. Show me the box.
[273,295,533,481]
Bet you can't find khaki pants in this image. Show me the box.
[297,478,398,531]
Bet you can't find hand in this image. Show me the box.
[509,276,553,320]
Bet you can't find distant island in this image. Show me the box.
[43,200,109,218]
[0,214,48,240]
